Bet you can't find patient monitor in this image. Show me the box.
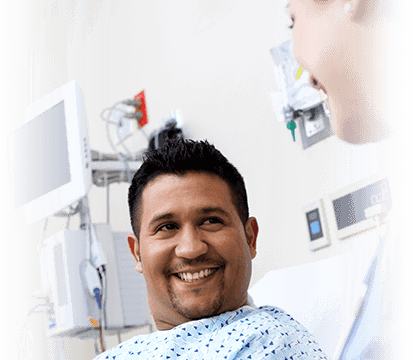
[8,80,92,223]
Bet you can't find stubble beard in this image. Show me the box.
[167,275,226,321]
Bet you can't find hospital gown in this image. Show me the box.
[94,305,329,359]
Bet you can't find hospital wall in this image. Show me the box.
[3,0,394,359]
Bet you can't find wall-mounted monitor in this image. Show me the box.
[8,81,92,224]
[326,175,392,240]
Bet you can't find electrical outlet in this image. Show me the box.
[304,112,325,138]
[297,103,333,149]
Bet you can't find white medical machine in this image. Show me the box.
[40,224,151,339]
[8,81,92,223]
[9,81,151,347]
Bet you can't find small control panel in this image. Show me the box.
[328,177,392,240]
[306,208,324,241]
[303,199,331,251]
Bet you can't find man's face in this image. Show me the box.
[288,0,378,143]
[128,172,258,330]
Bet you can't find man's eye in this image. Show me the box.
[158,223,178,232]
[202,217,223,226]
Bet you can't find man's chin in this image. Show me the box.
[170,294,224,321]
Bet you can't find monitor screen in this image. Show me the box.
[10,100,71,208]
[8,81,92,223]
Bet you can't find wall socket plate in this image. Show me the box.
[297,103,333,149]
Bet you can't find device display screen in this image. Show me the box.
[332,179,391,230]
[306,208,323,241]
[9,100,71,208]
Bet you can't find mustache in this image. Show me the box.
[165,255,225,275]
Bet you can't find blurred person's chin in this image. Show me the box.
[329,99,394,145]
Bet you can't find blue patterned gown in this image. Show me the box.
[94,305,329,359]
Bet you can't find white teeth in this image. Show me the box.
[177,268,216,282]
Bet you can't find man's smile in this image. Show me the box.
[172,267,221,283]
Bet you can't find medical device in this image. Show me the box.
[326,175,392,240]
[40,224,151,339]
[269,39,333,148]
[100,90,148,153]
[295,104,334,150]
[9,81,155,358]
[303,199,331,251]
[8,81,92,224]
[40,230,100,338]
[148,117,183,150]
[270,40,321,113]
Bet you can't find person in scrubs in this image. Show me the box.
[288,0,412,358]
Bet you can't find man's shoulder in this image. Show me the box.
[247,305,309,330]
[211,305,302,329]
[93,332,153,360]
[93,306,328,359]
[217,305,317,341]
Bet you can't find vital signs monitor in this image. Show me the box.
[8,81,92,224]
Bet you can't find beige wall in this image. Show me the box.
[2,0,398,359]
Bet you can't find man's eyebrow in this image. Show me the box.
[147,213,175,229]
[198,207,230,218]
[147,207,231,229]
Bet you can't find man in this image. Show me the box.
[94,138,328,359]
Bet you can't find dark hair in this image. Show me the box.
[128,138,249,237]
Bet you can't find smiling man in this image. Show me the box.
[94,138,328,359]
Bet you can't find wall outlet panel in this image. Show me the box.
[297,103,333,149]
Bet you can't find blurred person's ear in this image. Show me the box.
[350,0,385,23]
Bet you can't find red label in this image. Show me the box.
[134,90,148,128]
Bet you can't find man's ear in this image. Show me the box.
[127,234,143,273]
[244,217,258,259]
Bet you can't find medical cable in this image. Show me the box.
[115,118,135,161]
[39,217,49,251]
[103,101,127,161]
[17,301,53,360]
[83,200,108,353]
[100,268,107,351]
[102,101,143,164]
[100,105,128,126]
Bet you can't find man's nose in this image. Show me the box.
[174,225,208,259]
